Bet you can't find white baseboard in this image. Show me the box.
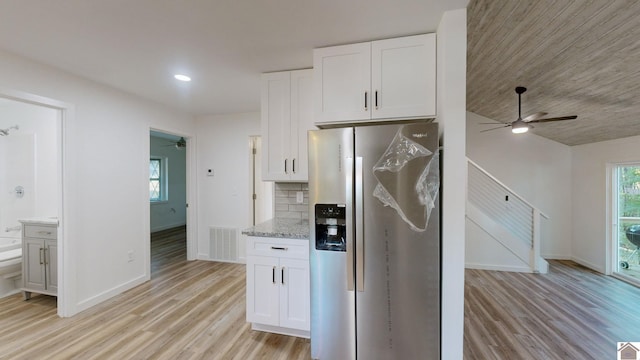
[74,274,148,315]
[541,254,571,260]
[570,256,605,274]
[150,222,186,233]
[465,262,532,273]
[195,255,244,264]
[251,323,310,339]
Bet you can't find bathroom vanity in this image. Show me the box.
[19,218,58,300]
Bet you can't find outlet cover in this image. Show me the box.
[296,191,304,204]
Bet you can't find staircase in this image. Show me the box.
[466,159,549,273]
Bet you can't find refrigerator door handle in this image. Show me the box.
[355,156,364,292]
[345,157,355,291]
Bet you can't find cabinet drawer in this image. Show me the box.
[246,237,309,260]
[24,225,57,240]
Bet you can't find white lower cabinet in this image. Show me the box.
[246,236,310,338]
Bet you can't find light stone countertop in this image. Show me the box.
[18,217,59,226]
[242,218,310,240]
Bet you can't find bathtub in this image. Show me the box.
[0,237,22,298]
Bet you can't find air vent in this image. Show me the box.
[209,227,239,262]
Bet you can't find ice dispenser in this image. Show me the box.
[315,204,347,251]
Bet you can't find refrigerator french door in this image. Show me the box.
[309,121,440,360]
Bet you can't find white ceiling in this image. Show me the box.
[0,0,467,116]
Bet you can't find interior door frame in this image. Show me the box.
[148,127,197,262]
[0,87,72,317]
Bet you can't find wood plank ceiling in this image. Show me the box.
[467,0,640,146]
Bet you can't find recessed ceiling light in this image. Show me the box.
[174,74,191,82]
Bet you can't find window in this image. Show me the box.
[150,158,163,201]
[613,163,640,283]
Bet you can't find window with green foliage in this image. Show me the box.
[619,166,640,217]
[150,158,162,201]
[616,165,640,277]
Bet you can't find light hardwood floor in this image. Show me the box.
[1,227,639,359]
[464,260,640,360]
[0,226,310,360]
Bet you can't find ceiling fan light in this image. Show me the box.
[512,126,529,134]
[511,119,529,134]
[174,74,191,82]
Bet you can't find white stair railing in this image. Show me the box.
[467,159,549,273]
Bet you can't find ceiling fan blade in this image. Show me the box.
[522,112,548,122]
[527,115,577,124]
[478,122,508,125]
[480,125,511,133]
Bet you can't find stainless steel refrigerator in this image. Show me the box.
[309,121,440,359]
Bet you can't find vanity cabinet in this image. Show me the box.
[261,69,314,182]
[313,33,436,125]
[246,236,310,338]
[21,222,58,299]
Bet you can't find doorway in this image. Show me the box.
[249,136,273,226]
[149,130,189,272]
[612,163,640,284]
[0,89,68,316]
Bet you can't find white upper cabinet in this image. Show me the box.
[313,42,371,123]
[372,34,436,119]
[261,69,314,181]
[290,70,313,181]
[314,33,436,125]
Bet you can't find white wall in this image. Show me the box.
[149,135,187,232]
[195,112,260,262]
[466,112,573,259]
[571,135,640,273]
[437,8,467,360]
[0,49,195,315]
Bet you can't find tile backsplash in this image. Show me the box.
[274,183,309,220]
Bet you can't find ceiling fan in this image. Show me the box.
[162,137,186,149]
[480,87,577,134]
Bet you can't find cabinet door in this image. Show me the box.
[279,258,310,331]
[289,69,314,181]
[23,238,46,292]
[46,240,58,293]
[261,72,291,181]
[246,256,280,326]
[314,42,371,124]
[371,33,436,119]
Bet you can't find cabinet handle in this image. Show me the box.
[39,248,44,265]
[281,267,285,285]
[292,158,296,174]
[375,90,378,110]
[284,159,288,174]
[364,91,368,111]
[270,246,288,251]
[38,231,52,235]
[272,266,276,284]
[44,247,49,265]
